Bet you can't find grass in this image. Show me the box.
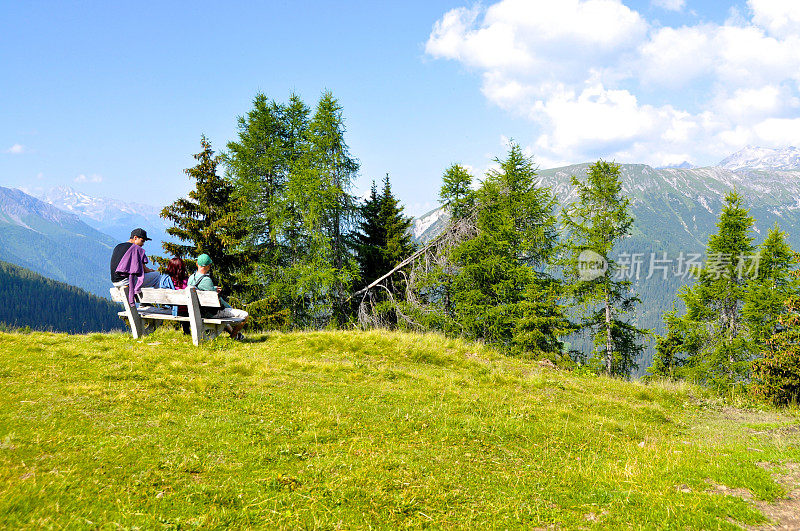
[1,328,799,528]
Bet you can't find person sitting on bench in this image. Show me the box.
[187,254,248,340]
[111,228,162,304]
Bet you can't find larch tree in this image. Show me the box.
[562,160,646,377]
[446,143,571,356]
[651,191,759,389]
[306,91,360,325]
[223,93,291,299]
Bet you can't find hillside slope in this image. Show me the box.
[0,187,118,298]
[1,329,798,528]
[0,261,123,333]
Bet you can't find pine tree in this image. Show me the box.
[160,136,250,296]
[562,160,646,377]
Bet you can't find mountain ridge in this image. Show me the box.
[37,185,172,248]
[0,186,119,297]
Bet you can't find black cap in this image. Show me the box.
[130,228,152,241]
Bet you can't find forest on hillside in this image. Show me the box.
[0,261,123,333]
[151,91,800,403]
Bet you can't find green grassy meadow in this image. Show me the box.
[1,329,799,529]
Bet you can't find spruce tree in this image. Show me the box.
[352,174,415,326]
[160,136,250,296]
[379,174,415,280]
[354,175,415,290]
[562,160,646,377]
[354,180,386,289]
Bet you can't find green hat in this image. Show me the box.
[197,254,213,267]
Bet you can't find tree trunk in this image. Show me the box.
[605,289,613,375]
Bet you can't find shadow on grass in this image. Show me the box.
[240,332,272,344]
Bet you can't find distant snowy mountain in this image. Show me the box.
[41,185,160,222]
[657,161,695,169]
[717,146,800,172]
[0,186,116,297]
[37,186,173,250]
[411,206,450,243]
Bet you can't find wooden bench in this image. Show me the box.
[110,286,244,345]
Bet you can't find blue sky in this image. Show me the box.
[2,0,798,217]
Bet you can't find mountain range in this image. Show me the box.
[413,146,800,249]
[0,186,118,298]
[37,185,173,250]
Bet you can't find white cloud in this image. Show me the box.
[750,0,800,38]
[753,117,800,146]
[652,0,685,11]
[74,173,103,183]
[426,0,800,167]
[5,144,26,154]
[427,0,647,80]
[638,26,715,87]
[714,85,794,122]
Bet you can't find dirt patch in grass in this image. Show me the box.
[709,461,800,530]
[750,461,800,530]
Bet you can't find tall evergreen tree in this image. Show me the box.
[562,160,646,377]
[743,224,796,346]
[379,174,415,279]
[354,175,415,292]
[306,91,360,325]
[223,93,300,301]
[439,163,475,221]
[651,191,759,389]
[751,252,800,404]
[354,180,386,289]
[160,136,250,295]
[444,143,571,356]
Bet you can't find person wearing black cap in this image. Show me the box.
[109,228,161,288]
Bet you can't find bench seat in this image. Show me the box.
[110,286,243,345]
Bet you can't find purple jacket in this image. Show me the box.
[116,244,148,304]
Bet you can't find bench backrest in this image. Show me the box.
[109,287,223,308]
